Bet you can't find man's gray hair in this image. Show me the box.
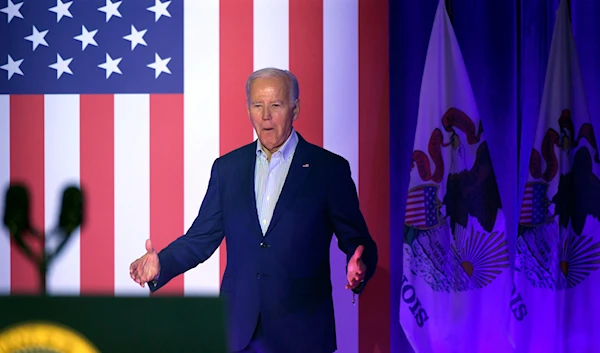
[245,68,299,105]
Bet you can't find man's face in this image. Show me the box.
[248,76,299,153]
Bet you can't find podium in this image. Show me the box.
[0,295,228,353]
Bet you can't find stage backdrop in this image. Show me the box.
[391,0,600,352]
[0,1,390,353]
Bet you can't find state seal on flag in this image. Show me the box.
[404,108,509,293]
[517,110,600,290]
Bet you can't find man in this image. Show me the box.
[129,68,378,353]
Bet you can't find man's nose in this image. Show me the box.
[262,107,272,120]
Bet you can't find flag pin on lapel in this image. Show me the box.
[302,163,309,168]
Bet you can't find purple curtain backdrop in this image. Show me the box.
[390,0,600,351]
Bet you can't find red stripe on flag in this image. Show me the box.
[219,0,254,283]
[359,0,390,351]
[10,95,45,294]
[150,94,185,296]
[289,0,324,146]
[80,94,115,295]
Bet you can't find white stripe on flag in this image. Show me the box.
[252,0,290,140]
[0,95,10,294]
[323,0,359,351]
[254,0,289,71]
[45,94,81,295]
[114,94,150,296]
[324,0,359,184]
[183,0,221,296]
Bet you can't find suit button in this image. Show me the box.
[260,242,268,248]
[256,273,261,279]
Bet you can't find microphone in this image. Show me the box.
[2,183,85,295]
[49,186,84,261]
[3,184,31,237]
[59,185,84,236]
[3,184,39,264]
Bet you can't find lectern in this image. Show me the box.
[0,295,228,353]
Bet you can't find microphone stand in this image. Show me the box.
[4,185,83,296]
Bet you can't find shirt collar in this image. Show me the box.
[256,128,298,161]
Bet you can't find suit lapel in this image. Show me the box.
[265,135,313,236]
[242,141,263,238]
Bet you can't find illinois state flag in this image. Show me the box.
[400,1,512,351]
[512,0,600,351]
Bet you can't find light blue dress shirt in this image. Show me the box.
[254,129,299,235]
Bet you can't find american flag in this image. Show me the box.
[519,182,550,227]
[0,0,390,351]
[404,184,441,229]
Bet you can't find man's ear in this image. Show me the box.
[292,99,300,121]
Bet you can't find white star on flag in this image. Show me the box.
[98,0,122,23]
[49,0,73,23]
[123,25,148,51]
[49,54,73,79]
[25,26,49,51]
[147,0,171,22]
[1,54,24,80]
[74,25,98,51]
[98,53,122,78]
[147,53,171,78]
[1,0,23,23]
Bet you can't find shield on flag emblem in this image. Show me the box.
[404,184,443,231]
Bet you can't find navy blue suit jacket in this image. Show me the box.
[150,133,378,352]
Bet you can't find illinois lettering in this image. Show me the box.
[401,274,429,327]
[510,282,528,321]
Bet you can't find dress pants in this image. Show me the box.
[232,315,334,353]
[233,315,270,353]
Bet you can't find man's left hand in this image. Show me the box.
[345,245,366,290]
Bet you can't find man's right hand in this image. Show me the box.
[129,239,160,288]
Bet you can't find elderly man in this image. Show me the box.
[129,68,378,353]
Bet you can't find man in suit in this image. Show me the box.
[129,68,378,353]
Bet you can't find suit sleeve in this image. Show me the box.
[327,158,378,294]
[150,158,225,292]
